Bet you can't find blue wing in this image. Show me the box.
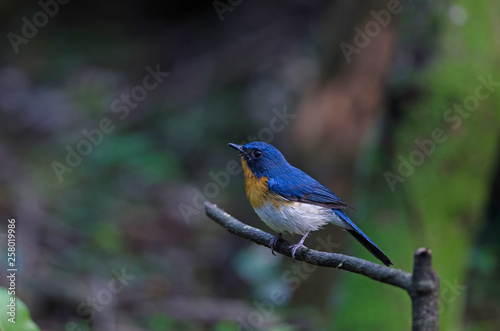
[268,167,353,210]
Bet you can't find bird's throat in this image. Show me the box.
[241,159,269,208]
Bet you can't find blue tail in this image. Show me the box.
[333,210,393,266]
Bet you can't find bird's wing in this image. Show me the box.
[268,170,353,210]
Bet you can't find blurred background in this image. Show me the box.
[0,0,499,330]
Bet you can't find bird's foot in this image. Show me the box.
[289,231,310,261]
[269,233,283,255]
[289,243,307,261]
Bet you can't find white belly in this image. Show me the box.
[254,201,349,235]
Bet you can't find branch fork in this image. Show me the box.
[205,202,439,331]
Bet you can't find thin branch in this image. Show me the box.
[205,202,412,291]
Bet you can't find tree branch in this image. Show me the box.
[410,248,440,330]
[205,202,411,289]
[205,202,439,330]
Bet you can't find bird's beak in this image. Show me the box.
[228,143,244,153]
[228,143,249,159]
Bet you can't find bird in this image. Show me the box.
[228,141,393,266]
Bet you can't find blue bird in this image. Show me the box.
[228,141,392,266]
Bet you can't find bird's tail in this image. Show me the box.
[333,210,393,266]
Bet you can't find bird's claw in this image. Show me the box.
[269,233,283,255]
[289,243,306,261]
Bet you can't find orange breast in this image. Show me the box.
[242,159,271,209]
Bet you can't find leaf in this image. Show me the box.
[0,286,40,331]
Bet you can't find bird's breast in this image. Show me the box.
[241,159,275,208]
[254,200,338,235]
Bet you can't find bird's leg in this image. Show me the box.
[269,233,283,256]
[290,231,310,260]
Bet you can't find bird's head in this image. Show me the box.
[228,141,287,178]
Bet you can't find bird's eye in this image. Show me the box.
[253,150,262,158]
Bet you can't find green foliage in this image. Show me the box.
[0,287,40,331]
[213,320,239,331]
[146,313,178,330]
